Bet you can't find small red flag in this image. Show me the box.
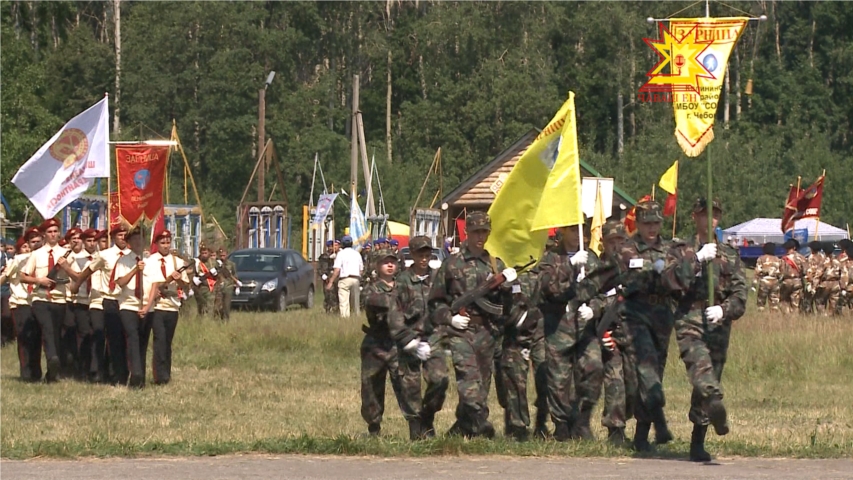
[663,192,677,217]
[624,195,651,236]
[781,176,824,233]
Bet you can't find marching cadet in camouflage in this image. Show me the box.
[753,243,782,312]
[428,211,517,438]
[779,239,807,314]
[192,244,218,317]
[214,247,237,321]
[817,242,847,316]
[803,241,825,314]
[841,241,853,310]
[592,220,638,447]
[389,236,449,440]
[360,247,406,436]
[614,200,675,450]
[660,198,748,462]
[498,265,548,441]
[319,240,340,313]
[539,221,603,441]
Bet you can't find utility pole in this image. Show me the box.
[258,71,275,202]
[113,0,121,134]
[351,75,359,197]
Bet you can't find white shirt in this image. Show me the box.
[144,252,188,312]
[89,245,130,301]
[115,251,146,312]
[69,250,97,305]
[4,253,32,307]
[24,244,70,304]
[333,247,363,279]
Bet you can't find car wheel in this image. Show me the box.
[277,290,288,312]
[303,285,315,309]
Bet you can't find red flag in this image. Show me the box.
[116,145,168,226]
[781,176,824,232]
[624,195,651,236]
[663,192,677,217]
[149,207,166,252]
[456,218,467,242]
[108,191,122,231]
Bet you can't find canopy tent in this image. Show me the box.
[387,220,410,248]
[722,218,849,245]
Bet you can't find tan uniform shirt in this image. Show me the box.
[115,252,146,312]
[4,253,32,307]
[24,244,70,304]
[68,250,97,305]
[89,245,129,304]
[145,252,188,312]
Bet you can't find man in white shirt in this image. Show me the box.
[113,227,148,388]
[326,235,364,318]
[141,230,188,385]
[21,219,80,383]
[3,229,42,381]
[68,228,99,381]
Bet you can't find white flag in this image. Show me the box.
[12,97,110,219]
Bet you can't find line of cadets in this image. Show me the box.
[354,198,747,462]
[753,238,852,314]
[0,220,236,387]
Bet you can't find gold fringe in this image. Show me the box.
[677,128,715,158]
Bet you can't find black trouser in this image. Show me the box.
[89,307,108,382]
[1,295,15,345]
[103,299,126,385]
[119,309,146,387]
[140,310,179,384]
[13,305,42,382]
[68,303,92,380]
[31,300,65,381]
[59,304,77,378]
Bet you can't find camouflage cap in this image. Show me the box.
[692,197,723,214]
[374,247,398,265]
[409,235,432,252]
[602,219,627,239]
[636,200,664,223]
[466,211,491,231]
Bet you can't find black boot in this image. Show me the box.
[707,397,729,436]
[533,413,550,440]
[421,412,436,438]
[653,411,674,445]
[506,425,529,442]
[689,424,712,462]
[479,420,496,439]
[367,423,381,436]
[553,421,572,442]
[446,421,464,437]
[633,422,652,452]
[571,407,595,441]
[607,427,628,447]
[408,418,425,441]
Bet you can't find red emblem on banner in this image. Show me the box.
[116,145,168,226]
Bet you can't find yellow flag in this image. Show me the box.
[668,18,748,156]
[588,181,606,256]
[486,92,583,267]
[658,160,678,195]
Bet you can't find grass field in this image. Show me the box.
[2,294,852,459]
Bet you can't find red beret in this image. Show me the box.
[82,229,99,239]
[110,224,128,236]
[64,227,83,241]
[39,218,61,232]
[15,236,27,252]
[24,227,42,241]
[153,230,172,243]
[58,239,68,247]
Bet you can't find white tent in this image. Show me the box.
[722,218,849,245]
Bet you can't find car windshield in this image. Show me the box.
[231,253,284,272]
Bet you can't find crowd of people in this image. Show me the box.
[0,222,237,387]
[320,198,751,462]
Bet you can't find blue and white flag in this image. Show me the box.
[349,193,370,251]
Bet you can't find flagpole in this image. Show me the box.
[672,198,677,239]
[651,184,656,202]
[814,170,825,240]
[707,143,714,306]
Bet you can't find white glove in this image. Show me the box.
[192,277,201,286]
[502,268,517,283]
[236,280,243,287]
[217,259,223,267]
[416,342,432,362]
[520,348,530,361]
[578,303,593,321]
[806,284,814,294]
[750,286,756,292]
[515,310,529,328]
[705,305,724,323]
[428,259,441,270]
[321,274,328,281]
[234,287,241,296]
[601,330,616,352]
[451,314,470,330]
[570,250,588,266]
[209,267,218,276]
[696,243,718,263]
[403,339,420,353]
[841,290,847,297]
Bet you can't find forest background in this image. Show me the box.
[2,1,851,241]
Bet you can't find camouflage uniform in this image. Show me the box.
[427,212,511,438]
[214,257,237,321]
[497,267,548,440]
[360,271,405,435]
[803,245,825,314]
[816,244,846,316]
[389,238,449,439]
[615,206,675,447]
[842,242,853,310]
[539,242,603,440]
[660,199,748,461]
[193,255,218,317]
[753,247,782,312]
[779,240,807,314]
[318,247,339,313]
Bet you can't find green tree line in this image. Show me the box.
[2,1,851,240]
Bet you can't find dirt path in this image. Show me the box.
[4,454,853,480]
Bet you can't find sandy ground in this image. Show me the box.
[3,454,853,480]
